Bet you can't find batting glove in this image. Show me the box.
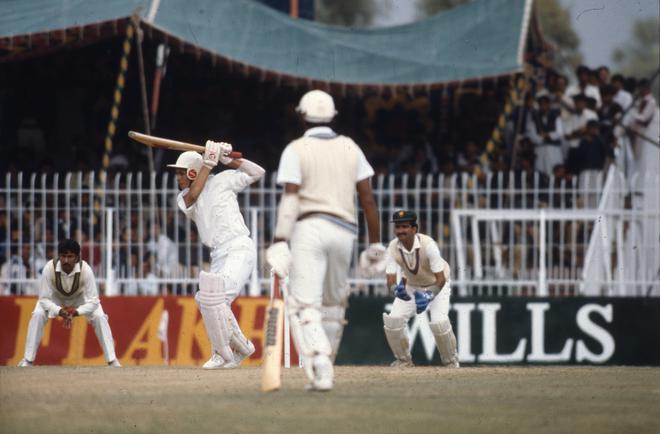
[203,140,220,168]
[414,290,434,314]
[218,142,233,165]
[266,241,292,277]
[391,280,410,301]
[364,243,386,262]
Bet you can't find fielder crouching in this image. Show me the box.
[18,239,120,367]
[383,210,459,368]
[168,140,265,369]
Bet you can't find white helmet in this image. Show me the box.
[296,90,337,123]
[167,151,203,180]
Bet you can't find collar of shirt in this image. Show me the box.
[304,126,336,138]
[397,235,420,254]
[55,260,81,276]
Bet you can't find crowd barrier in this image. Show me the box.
[1,167,658,297]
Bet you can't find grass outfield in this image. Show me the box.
[1,366,659,434]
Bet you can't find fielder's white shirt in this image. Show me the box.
[276,126,374,225]
[177,171,252,248]
[38,259,100,317]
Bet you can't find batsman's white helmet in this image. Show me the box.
[296,90,337,123]
[167,151,203,180]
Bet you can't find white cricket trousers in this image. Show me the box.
[209,235,256,303]
[289,217,356,306]
[23,302,117,363]
[389,286,452,322]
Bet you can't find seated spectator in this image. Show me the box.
[566,65,602,109]
[596,66,610,87]
[564,94,599,171]
[611,74,633,110]
[529,92,564,177]
[575,120,614,207]
[551,74,575,120]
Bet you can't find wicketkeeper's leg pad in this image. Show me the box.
[429,318,459,368]
[383,313,412,363]
[197,271,233,361]
[88,306,118,363]
[288,297,332,382]
[321,305,347,363]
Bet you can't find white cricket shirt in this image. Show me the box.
[38,259,100,316]
[385,233,450,288]
[177,171,252,248]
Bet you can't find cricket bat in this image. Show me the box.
[261,274,284,392]
[128,131,242,158]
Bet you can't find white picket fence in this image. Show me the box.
[1,168,658,297]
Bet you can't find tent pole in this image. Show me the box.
[132,15,155,175]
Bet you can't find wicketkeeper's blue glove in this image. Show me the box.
[391,280,410,301]
[414,290,434,314]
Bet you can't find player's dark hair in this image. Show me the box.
[58,239,81,256]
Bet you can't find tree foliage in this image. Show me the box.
[531,0,582,71]
[612,18,660,79]
[315,0,379,27]
[416,0,582,72]
[416,0,469,17]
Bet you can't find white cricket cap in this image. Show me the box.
[296,90,337,123]
[167,151,203,180]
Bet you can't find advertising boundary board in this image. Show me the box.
[1,296,659,366]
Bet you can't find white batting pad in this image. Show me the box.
[89,308,118,363]
[430,319,459,368]
[198,273,233,361]
[321,305,346,363]
[223,304,253,357]
[383,313,412,362]
[288,299,331,382]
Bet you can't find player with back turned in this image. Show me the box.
[18,239,120,367]
[383,210,459,368]
[266,89,384,391]
[168,140,265,369]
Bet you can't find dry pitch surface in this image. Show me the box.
[1,366,659,434]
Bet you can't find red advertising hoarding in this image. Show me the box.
[0,296,299,366]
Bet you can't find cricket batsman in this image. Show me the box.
[383,210,459,368]
[168,140,265,369]
[18,239,121,367]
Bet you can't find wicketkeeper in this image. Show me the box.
[168,140,265,369]
[383,210,459,368]
[18,239,120,367]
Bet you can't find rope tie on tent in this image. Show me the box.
[102,22,135,171]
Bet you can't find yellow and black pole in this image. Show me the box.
[102,21,135,173]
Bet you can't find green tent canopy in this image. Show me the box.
[0,0,537,90]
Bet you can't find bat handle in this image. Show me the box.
[228,151,242,159]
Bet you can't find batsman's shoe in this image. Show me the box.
[390,357,414,368]
[223,341,256,369]
[108,359,122,367]
[305,355,333,392]
[202,353,226,369]
[444,360,460,369]
[17,359,33,367]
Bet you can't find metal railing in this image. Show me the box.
[1,168,657,297]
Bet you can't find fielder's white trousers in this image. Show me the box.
[209,235,256,303]
[289,217,356,307]
[23,302,117,363]
[389,286,452,322]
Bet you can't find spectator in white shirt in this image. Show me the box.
[566,65,602,109]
